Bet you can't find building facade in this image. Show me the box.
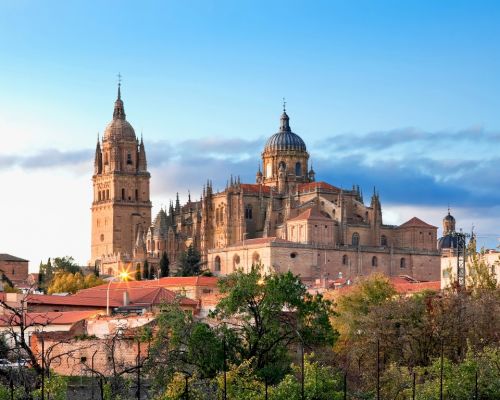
[91,92,440,281]
[90,84,152,275]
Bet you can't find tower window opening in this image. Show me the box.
[400,258,406,269]
[342,254,348,265]
[214,256,221,272]
[245,204,253,220]
[98,191,101,201]
[122,188,125,200]
[381,235,388,246]
[127,152,133,165]
[352,232,360,247]
[106,190,109,200]
[295,162,301,176]
[372,256,378,267]
[135,189,139,201]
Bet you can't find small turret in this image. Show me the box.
[308,164,315,182]
[137,135,147,171]
[94,135,103,175]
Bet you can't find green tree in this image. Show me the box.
[93,261,100,277]
[135,263,142,281]
[211,265,336,384]
[177,245,202,276]
[467,248,498,292]
[143,260,150,280]
[270,354,343,400]
[160,251,170,278]
[52,256,81,274]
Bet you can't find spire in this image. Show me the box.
[138,135,147,171]
[280,110,291,132]
[113,74,126,120]
[94,133,102,175]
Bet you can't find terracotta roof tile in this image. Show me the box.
[0,254,28,262]
[288,208,333,222]
[297,181,340,193]
[0,310,101,327]
[240,184,272,195]
[399,217,437,229]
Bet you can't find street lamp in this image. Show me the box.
[106,270,130,316]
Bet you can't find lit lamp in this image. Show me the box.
[106,270,130,316]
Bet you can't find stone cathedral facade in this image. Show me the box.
[91,87,441,282]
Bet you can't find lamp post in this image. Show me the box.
[106,270,130,316]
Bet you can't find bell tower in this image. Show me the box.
[90,82,152,268]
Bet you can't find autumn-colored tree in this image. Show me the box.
[48,272,104,294]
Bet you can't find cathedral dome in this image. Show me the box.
[103,118,136,141]
[438,234,458,251]
[103,84,137,141]
[264,111,306,152]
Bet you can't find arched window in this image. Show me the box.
[352,232,360,247]
[245,204,253,220]
[381,235,388,246]
[127,152,133,165]
[122,188,126,200]
[266,163,272,178]
[400,258,406,269]
[214,256,221,272]
[342,254,348,265]
[372,256,378,267]
[98,191,101,201]
[106,189,109,200]
[233,254,241,271]
[252,252,260,265]
[295,162,301,176]
[135,189,139,201]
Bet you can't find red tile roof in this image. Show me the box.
[88,276,219,291]
[389,277,441,294]
[240,184,272,195]
[288,207,333,222]
[27,294,119,307]
[0,310,100,327]
[298,181,340,193]
[399,217,437,229]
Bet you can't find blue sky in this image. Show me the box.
[1,0,500,266]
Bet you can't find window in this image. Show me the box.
[342,255,348,265]
[122,188,125,200]
[214,256,221,272]
[252,252,260,265]
[127,152,133,165]
[98,191,101,201]
[266,163,272,178]
[372,256,378,267]
[245,204,253,220]
[400,258,406,269]
[381,235,388,246]
[106,189,109,199]
[279,161,286,170]
[135,189,139,201]
[295,162,301,176]
[233,254,240,270]
[290,252,297,259]
[80,356,87,363]
[352,232,360,247]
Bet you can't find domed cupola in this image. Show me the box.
[264,111,307,152]
[438,209,458,253]
[260,102,310,188]
[103,82,137,142]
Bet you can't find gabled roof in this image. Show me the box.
[0,310,101,327]
[399,217,437,229]
[288,207,332,222]
[297,181,340,193]
[0,254,28,262]
[239,184,272,195]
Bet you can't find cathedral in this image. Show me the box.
[91,85,441,282]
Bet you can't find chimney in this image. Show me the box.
[123,291,130,306]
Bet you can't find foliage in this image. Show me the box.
[143,260,150,280]
[52,256,81,274]
[149,262,156,279]
[47,272,104,294]
[216,358,265,400]
[270,354,343,400]
[466,248,498,292]
[157,372,206,400]
[329,273,396,350]
[160,251,170,278]
[211,265,336,384]
[32,374,68,400]
[135,263,142,281]
[147,303,225,389]
[177,245,202,276]
[0,384,24,400]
